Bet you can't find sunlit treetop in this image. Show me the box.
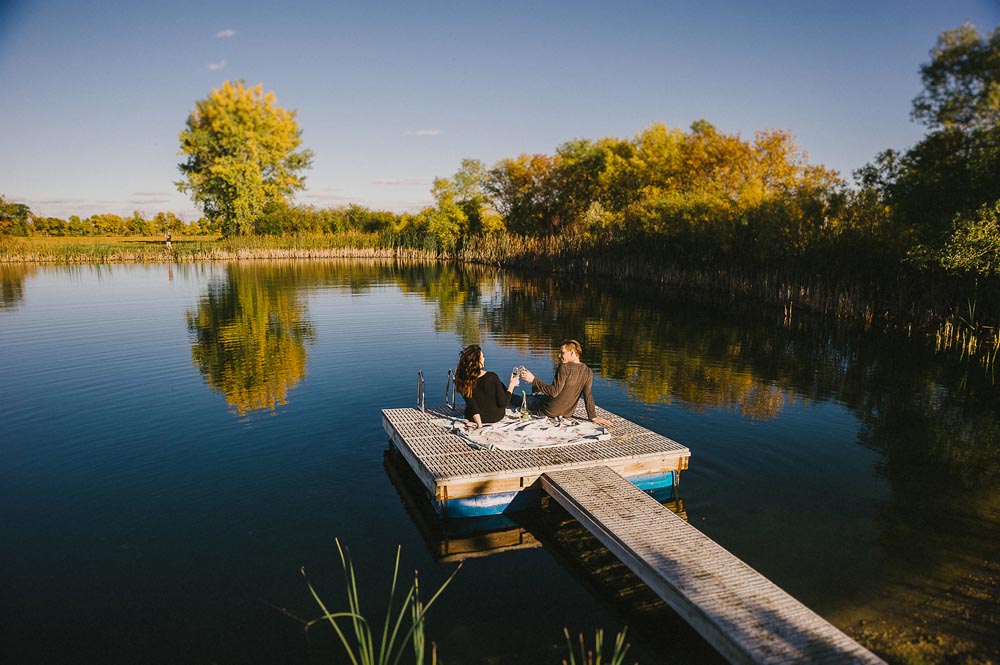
[176,80,314,236]
[912,22,1000,132]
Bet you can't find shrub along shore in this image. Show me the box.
[2,231,997,371]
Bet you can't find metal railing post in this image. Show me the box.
[445,369,454,408]
[417,370,425,413]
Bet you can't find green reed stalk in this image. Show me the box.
[561,627,632,665]
[302,538,460,665]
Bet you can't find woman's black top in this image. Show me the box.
[463,371,511,423]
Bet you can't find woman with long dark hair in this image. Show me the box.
[454,344,520,428]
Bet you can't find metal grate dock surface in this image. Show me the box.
[382,406,690,499]
[541,466,885,665]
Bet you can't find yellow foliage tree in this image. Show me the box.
[176,81,313,236]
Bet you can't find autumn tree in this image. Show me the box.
[484,153,560,234]
[176,81,313,237]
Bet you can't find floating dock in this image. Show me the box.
[383,403,885,664]
[381,404,690,518]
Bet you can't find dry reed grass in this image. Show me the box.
[3,231,997,368]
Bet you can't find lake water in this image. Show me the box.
[2,260,997,664]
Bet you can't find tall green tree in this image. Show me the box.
[939,200,1000,277]
[912,22,1000,132]
[861,23,1000,269]
[176,80,313,237]
[430,159,504,235]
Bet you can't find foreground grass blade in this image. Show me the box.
[305,541,461,665]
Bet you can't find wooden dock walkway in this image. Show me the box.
[541,466,885,665]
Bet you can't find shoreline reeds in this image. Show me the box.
[3,232,997,369]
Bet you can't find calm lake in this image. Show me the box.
[2,260,997,664]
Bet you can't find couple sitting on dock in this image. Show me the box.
[455,339,612,430]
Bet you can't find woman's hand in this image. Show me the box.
[508,373,520,391]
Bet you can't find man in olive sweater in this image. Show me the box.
[520,339,612,427]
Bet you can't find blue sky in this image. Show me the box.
[2,0,998,221]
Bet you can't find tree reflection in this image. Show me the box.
[474,273,806,420]
[434,266,997,649]
[212,258,993,655]
[858,353,1000,567]
[0,264,34,310]
[395,263,492,342]
[187,262,315,415]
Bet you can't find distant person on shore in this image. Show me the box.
[455,344,520,428]
[518,339,612,426]
[165,231,172,250]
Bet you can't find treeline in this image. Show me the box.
[0,202,211,237]
[255,24,994,287]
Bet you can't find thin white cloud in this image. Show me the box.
[299,188,359,204]
[207,60,227,71]
[407,129,442,136]
[370,178,430,186]
[399,198,435,212]
[27,197,83,206]
[216,29,237,38]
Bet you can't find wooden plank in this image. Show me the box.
[541,466,885,665]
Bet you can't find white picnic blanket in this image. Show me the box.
[430,410,610,451]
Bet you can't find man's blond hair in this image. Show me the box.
[560,339,582,356]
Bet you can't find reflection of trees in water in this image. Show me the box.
[858,354,1000,573]
[462,269,998,651]
[395,263,494,343]
[477,273,812,420]
[477,272,1000,635]
[845,350,1000,658]
[182,259,1000,509]
[187,262,316,415]
[182,259,494,415]
[483,270,999,484]
[336,260,996,651]
[0,264,35,310]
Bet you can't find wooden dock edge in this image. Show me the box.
[382,408,689,502]
[540,466,885,665]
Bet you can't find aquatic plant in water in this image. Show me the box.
[302,539,461,665]
[562,627,633,665]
